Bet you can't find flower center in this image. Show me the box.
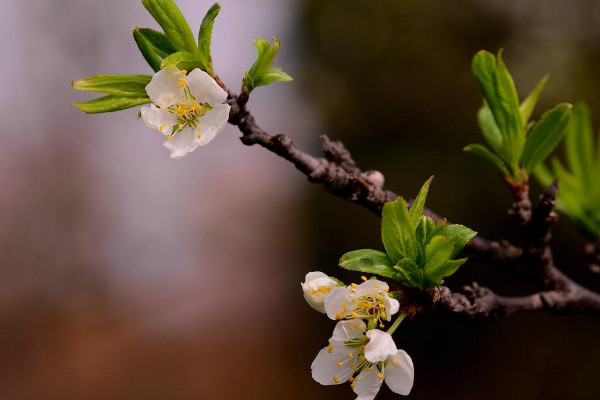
[163,87,213,138]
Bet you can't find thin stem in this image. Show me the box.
[386,313,408,335]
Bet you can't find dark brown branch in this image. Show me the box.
[225,90,600,318]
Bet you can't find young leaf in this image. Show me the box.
[422,235,455,286]
[141,0,197,53]
[71,95,151,114]
[381,197,416,263]
[339,249,396,279]
[520,74,549,126]
[394,258,423,287]
[160,50,200,70]
[443,224,477,258]
[72,74,151,97]
[565,103,595,184]
[464,144,511,176]
[197,3,220,76]
[242,37,292,93]
[477,104,503,155]
[133,27,177,72]
[409,176,433,228]
[521,103,572,173]
[472,51,523,169]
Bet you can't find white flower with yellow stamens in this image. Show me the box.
[140,66,230,159]
[325,278,400,328]
[311,321,414,400]
[301,271,342,313]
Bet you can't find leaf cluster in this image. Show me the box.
[339,177,477,287]
[242,37,293,94]
[535,103,600,240]
[72,1,222,113]
[465,50,572,185]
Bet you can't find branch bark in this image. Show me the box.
[225,89,600,318]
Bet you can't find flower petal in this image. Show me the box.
[364,330,397,363]
[355,279,389,296]
[141,104,177,134]
[324,286,355,320]
[384,297,400,321]
[330,319,366,344]
[196,104,230,146]
[186,68,228,106]
[311,345,354,386]
[353,365,383,400]
[146,66,184,106]
[384,350,414,395]
[163,127,201,159]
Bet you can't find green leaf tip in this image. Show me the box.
[197,3,221,76]
[242,36,293,94]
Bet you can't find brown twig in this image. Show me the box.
[226,90,600,318]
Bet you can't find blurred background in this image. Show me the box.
[1,0,600,399]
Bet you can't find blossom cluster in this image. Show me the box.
[302,272,414,400]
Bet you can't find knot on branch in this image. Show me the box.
[320,135,360,175]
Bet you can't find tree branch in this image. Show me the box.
[225,90,600,318]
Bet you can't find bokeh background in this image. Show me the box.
[1,0,600,399]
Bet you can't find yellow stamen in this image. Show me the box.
[361,276,367,282]
[383,288,389,293]
[163,97,168,103]
[167,135,173,140]
[197,133,202,139]
[348,353,354,359]
[349,324,355,330]
[336,362,342,368]
[327,344,333,354]
[178,78,186,87]
[180,70,187,75]
[352,312,359,318]
[333,376,340,383]
[350,283,357,289]
[358,324,365,330]
[377,372,384,380]
[379,323,385,328]
[393,360,398,364]
[178,124,183,130]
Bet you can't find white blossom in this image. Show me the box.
[302,271,341,313]
[141,66,230,159]
[325,279,400,328]
[311,320,414,400]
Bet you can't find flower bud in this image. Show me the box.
[301,271,341,313]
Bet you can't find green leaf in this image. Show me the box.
[242,37,293,93]
[133,27,177,72]
[464,143,511,176]
[533,163,554,188]
[381,197,416,263]
[71,95,151,114]
[160,50,200,70]
[72,74,151,97]
[197,3,220,76]
[521,103,572,173]
[520,74,549,126]
[142,0,197,53]
[443,224,477,258]
[477,103,503,155]
[394,258,423,287]
[409,176,433,228]
[422,235,455,286]
[565,103,595,185]
[339,249,396,279]
[472,50,523,169]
